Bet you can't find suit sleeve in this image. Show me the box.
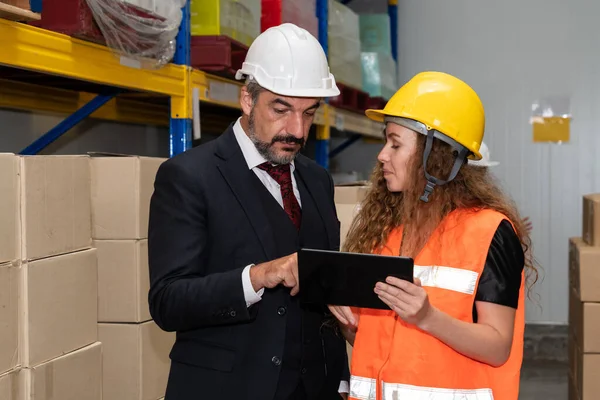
[148,160,255,332]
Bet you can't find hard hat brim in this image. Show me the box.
[365,108,386,123]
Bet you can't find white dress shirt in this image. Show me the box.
[233,119,349,395]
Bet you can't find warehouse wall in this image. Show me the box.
[396,0,600,324]
[0,109,169,156]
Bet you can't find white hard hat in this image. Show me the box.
[468,141,499,167]
[235,23,340,98]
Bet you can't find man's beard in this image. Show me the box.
[248,108,305,165]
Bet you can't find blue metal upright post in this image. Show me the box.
[170,0,192,157]
[388,0,398,61]
[315,0,330,169]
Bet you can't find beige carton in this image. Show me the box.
[21,155,92,261]
[21,342,102,400]
[569,237,600,302]
[0,262,19,375]
[0,368,24,400]
[90,155,166,240]
[21,249,97,367]
[95,239,151,323]
[0,154,19,264]
[99,321,174,400]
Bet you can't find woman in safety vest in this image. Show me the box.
[328,71,537,400]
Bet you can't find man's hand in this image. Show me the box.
[250,253,299,295]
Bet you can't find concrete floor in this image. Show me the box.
[519,360,568,400]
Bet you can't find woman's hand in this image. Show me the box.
[374,277,435,328]
[328,305,358,345]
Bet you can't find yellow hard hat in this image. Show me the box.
[366,71,485,160]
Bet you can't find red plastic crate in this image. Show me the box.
[261,0,318,39]
[330,83,370,114]
[190,35,249,79]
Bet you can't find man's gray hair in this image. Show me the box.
[245,77,264,105]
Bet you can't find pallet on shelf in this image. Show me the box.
[0,0,39,21]
[190,35,248,80]
[329,82,369,114]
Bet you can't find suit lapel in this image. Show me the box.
[215,127,277,261]
[294,156,338,249]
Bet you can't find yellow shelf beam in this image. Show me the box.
[0,79,169,126]
[0,19,187,104]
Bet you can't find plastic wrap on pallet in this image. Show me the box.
[191,0,261,47]
[359,14,392,55]
[361,52,397,100]
[84,0,185,68]
[328,0,361,89]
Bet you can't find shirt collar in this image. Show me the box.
[232,118,296,172]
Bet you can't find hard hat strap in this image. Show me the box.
[420,130,470,202]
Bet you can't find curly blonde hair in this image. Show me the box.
[343,133,538,289]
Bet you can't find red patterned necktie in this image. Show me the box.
[257,162,302,230]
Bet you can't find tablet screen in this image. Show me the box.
[298,248,414,310]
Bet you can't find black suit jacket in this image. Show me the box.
[148,125,349,399]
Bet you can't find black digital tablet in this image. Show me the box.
[298,248,414,310]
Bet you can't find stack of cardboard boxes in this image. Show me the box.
[91,155,174,400]
[333,182,370,369]
[0,154,101,400]
[569,193,600,400]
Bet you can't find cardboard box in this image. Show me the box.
[0,154,19,264]
[334,184,370,205]
[90,155,165,240]
[21,249,98,367]
[0,368,24,400]
[22,342,102,400]
[569,288,600,353]
[98,321,175,400]
[583,193,600,247]
[569,237,600,302]
[572,341,600,400]
[0,262,19,375]
[335,184,369,249]
[21,155,92,261]
[95,239,151,323]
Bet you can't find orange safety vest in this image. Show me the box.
[349,208,525,400]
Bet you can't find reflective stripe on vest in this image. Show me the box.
[350,376,377,400]
[415,265,479,295]
[350,376,494,400]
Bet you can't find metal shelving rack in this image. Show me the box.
[0,0,396,168]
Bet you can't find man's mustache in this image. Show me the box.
[271,135,305,146]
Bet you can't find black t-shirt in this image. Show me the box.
[472,219,525,322]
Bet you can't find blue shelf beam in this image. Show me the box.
[329,134,362,159]
[169,0,192,157]
[19,93,117,155]
[315,0,330,169]
[170,118,192,157]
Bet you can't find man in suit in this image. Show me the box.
[148,23,349,400]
